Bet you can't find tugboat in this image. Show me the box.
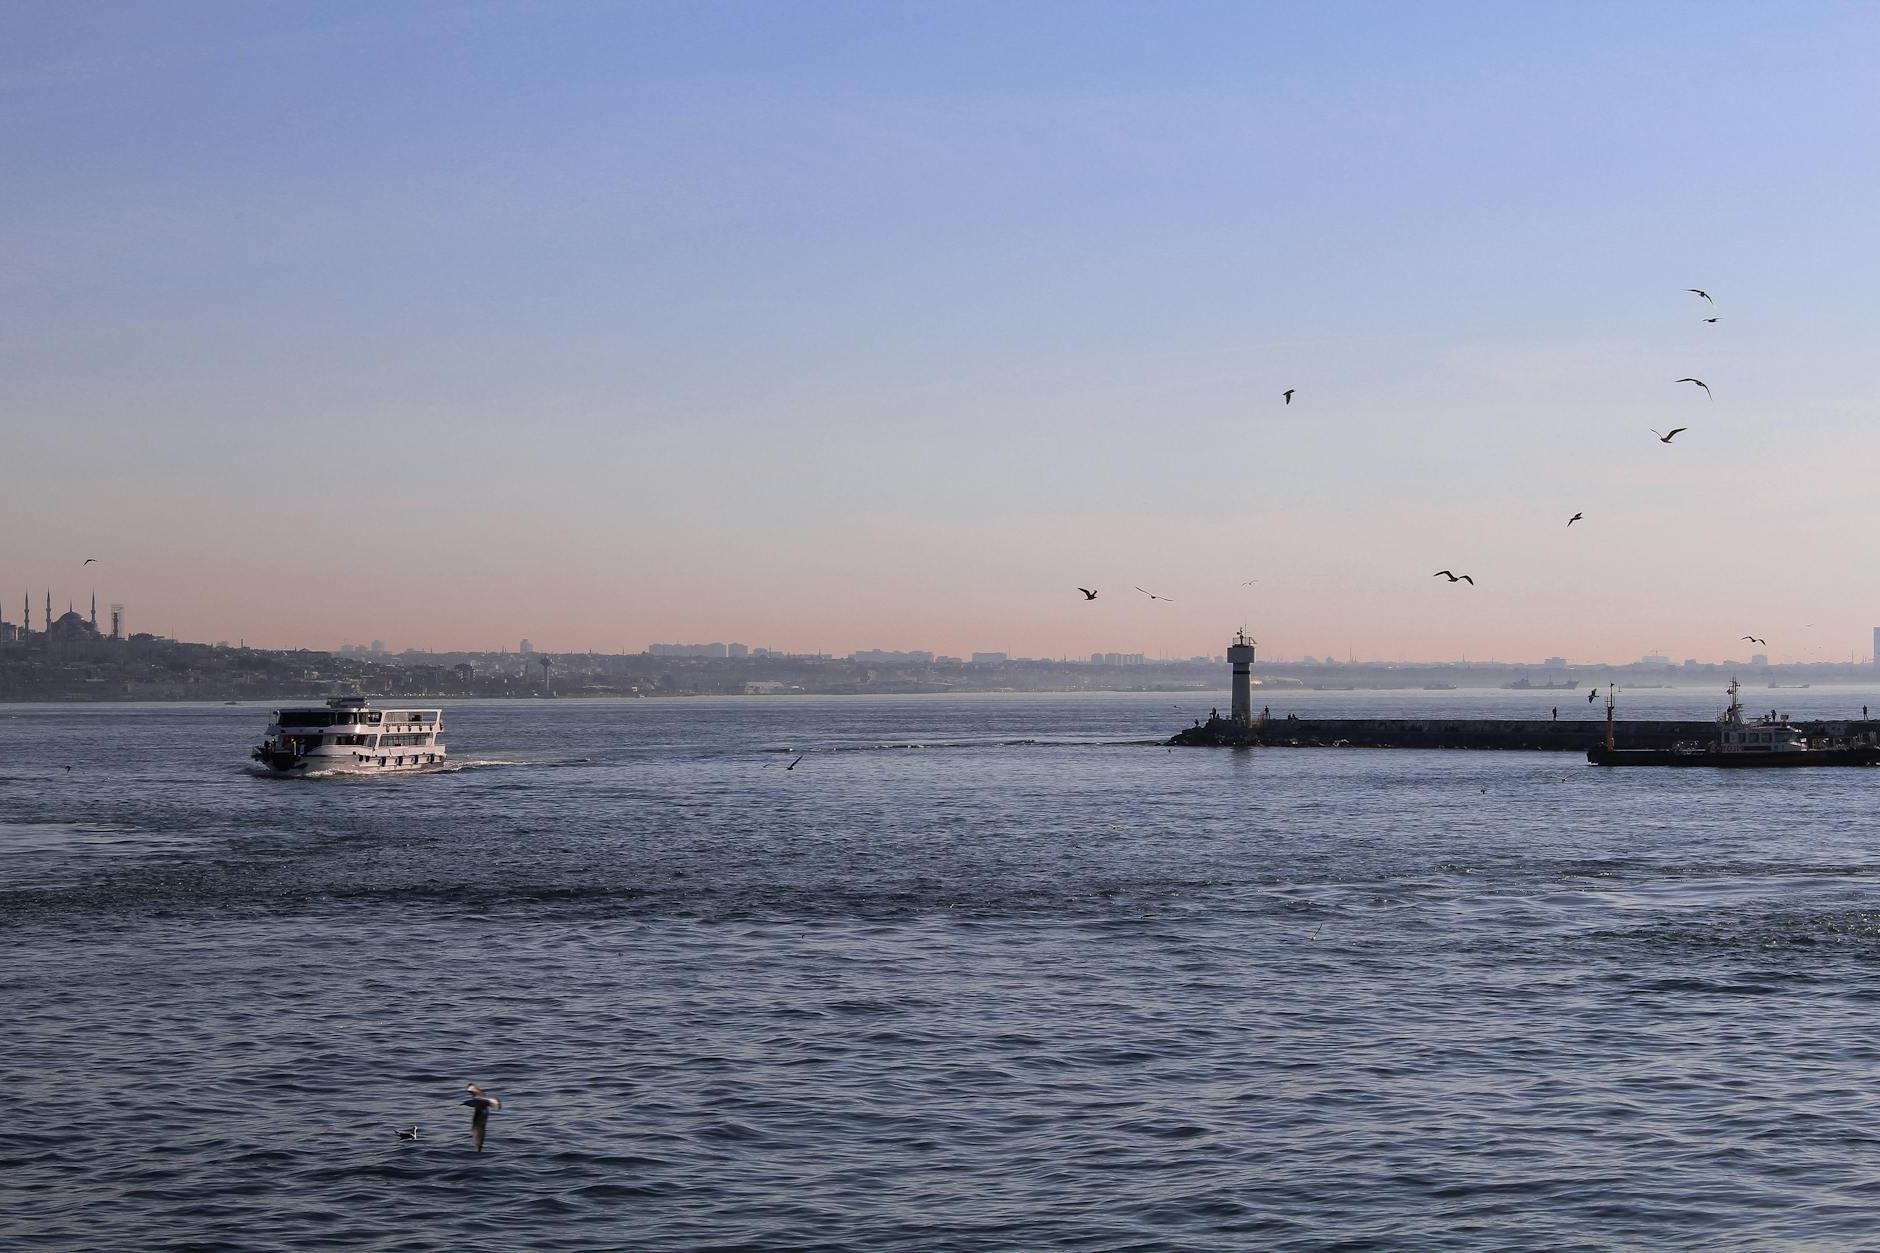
[1587,680,1880,768]
[252,696,447,775]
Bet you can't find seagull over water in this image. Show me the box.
[397,1127,419,1141]
[1432,570,1474,584]
[1703,317,1719,323]
[1135,586,1174,602]
[1651,427,1687,444]
[785,754,804,771]
[1076,587,1098,601]
[1688,288,1713,303]
[1675,377,1711,398]
[1282,389,1295,404]
[1567,512,1583,526]
[1741,635,1767,646]
[463,1084,501,1153]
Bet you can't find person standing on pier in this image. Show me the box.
[1552,707,1558,721]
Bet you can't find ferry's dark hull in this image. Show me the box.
[1588,745,1880,768]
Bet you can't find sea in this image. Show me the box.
[7,686,1880,1251]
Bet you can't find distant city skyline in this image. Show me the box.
[9,5,1880,660]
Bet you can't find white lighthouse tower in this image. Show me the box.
[1228,629,1256,725]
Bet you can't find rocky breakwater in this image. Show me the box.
[1169,714,1730,752]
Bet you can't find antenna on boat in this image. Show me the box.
[1604,684,1618,752]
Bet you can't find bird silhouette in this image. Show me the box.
[82,557,97,566]
[1674,377,1711,398]
[1240,579,1258,586]
[1076,587,1097,600]
[1651,427,1687,443]
[1282,389,1295,404]
[785,754,804,771]
[1432,571,1474,584]
[1567,512,1583,526]
[1135,586,1174,602]
[462,1084,501,1153]
[1741,635,1767,646]
[397,1127,419,1141]
[1688,288,1713,303]
[1702,317,1719,323]
[1588,687,1598,703]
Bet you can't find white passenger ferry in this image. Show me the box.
[251,696,447,775]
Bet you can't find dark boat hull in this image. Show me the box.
[1588,745,1880,767]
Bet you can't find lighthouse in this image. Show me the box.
[1228,629,1256,725]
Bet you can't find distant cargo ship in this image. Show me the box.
[1502,676,1578,691]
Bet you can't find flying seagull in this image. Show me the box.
[1651,427,1687,443]
[1741,635,1767,646]
[1240,579,1258,586]
[82,557,98,565]
[1567,512,1583,526]
[1432,571,1474,584]
[1282,389,1295,404]
[463,1084,501,1153]
[1703,317,1719,323]
[1076,587,1098,600]
[397,1127,419,1141]
[1675,377,1711,398]
[785,754,804,771]
[1588,687,1598,703]
[1688,288,1713,303]
[1134,586,1174,602]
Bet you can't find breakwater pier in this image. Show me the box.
[1169,714,1726,752]
[1172,631,1873,752]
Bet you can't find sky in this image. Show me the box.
[6,0,1880,663]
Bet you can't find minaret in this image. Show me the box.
[23,592,29,633]
[1228,629,1256,725]
[90,592,97,629]
[45,590,52,629]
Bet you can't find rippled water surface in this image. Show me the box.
[8,689,1880,1250]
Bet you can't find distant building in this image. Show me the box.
[727,643,749,659]
[44,609,104,659]
[519,639,535,654]
[850,649,933,664]
[369,639,386,655]
[1751,653,1769,667]
[1544,657,1566,668]
[649,642,729,658]
[1090,652,1145,666]
[1640,653,1671,666]
[971,652,1008,665]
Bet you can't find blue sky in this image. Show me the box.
[6,2,1880,660]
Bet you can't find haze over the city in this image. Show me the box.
[7,2,1880,663]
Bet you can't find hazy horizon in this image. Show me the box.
[9,2,1880,664]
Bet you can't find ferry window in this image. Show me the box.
[366,712,382,725]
